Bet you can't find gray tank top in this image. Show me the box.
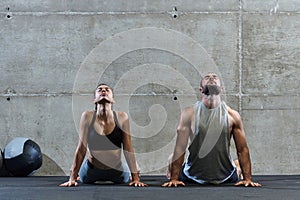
[183,101,236,184]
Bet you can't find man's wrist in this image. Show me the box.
[131,173,140,181]
[170,174,179,181]
[243,175,252,181]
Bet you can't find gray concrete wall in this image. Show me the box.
[0,0,299,176]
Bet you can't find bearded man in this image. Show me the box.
[163,73,261,187]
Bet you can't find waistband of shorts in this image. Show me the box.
[86,160,123,171]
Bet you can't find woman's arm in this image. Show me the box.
[119,112,147,187]
[59,111,90,187]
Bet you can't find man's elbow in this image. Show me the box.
[177,126,188,135]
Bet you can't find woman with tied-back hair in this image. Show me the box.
[60,83,146,187]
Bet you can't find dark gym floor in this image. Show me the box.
[0,175,299,200]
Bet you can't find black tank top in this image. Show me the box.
[87,111,123,150]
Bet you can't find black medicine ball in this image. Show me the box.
[4,137,43,176]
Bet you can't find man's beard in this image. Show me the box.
[202,85,222,95]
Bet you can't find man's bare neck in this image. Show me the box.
[202,95,221,109]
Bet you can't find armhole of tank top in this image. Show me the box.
[221,101,230,137]
[193,101,201,136]
[113,111,121,129]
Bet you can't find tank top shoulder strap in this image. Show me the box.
[221,101,228,111]
[113,111,121,129]
[193,101,202,136]
[89,111,97,128]
[194,101,202,112]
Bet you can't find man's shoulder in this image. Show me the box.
[224,103,237,114]
[182,101,204,114]
[225,105,242,122]
[181,105,194,118]
[183,105,194,111]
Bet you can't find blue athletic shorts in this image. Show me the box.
[78,160,130,184]
[179,165,239,184]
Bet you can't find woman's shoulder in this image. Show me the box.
[114,111,128,120]
[80,110,95,123]
[82,110,95,116]
[113,111,129,127]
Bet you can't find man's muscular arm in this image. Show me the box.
[229,108,261,187]
[162,107,192,187]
